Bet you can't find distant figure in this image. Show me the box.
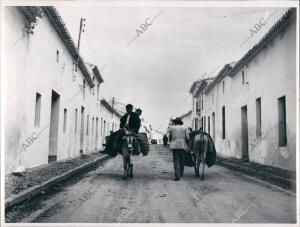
[163,134,168,147]
[169,117,189,181]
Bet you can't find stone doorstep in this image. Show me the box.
[5,154,110,210]
[216,158,296,192]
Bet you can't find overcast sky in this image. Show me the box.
[57,6,288,132]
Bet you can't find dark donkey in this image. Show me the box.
[188,129,216,180]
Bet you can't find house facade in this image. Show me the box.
[179,110,192,128]
[189,9,296,171]
[4,6,120,173]
[190,77,216,131]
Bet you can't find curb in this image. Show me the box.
[216,158,296,192]
[5,154,110,210]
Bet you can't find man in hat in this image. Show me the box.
[120,104,141,133]
[163,134,168,148]
[169,117,189,181]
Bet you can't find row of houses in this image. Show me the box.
[188,9,296,171]
[4,6,121,173]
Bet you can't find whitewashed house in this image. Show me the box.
[179,110,192,129]
[4,6,120,173]
[189,78,215,130]
[189,9,296,171]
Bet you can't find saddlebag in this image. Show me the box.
[136,132,150,156]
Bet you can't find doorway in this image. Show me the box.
[241,105,249,161]
[95,117,99,149]
[212,112,215,141]
[48,90,60,163]
[80,106,85,154]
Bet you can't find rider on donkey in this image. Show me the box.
[120,104,141,133]
[119,105,142,156]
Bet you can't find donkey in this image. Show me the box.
[120,133,135,180]
[188,131,209,180]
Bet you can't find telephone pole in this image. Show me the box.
[75,18,86,72]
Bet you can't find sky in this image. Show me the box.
[57,6,288,133]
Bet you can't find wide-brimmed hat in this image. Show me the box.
[173,117,183,125]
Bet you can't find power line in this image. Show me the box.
[207,9,271,19]
[167,9,271,23]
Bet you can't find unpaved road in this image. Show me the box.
[6,145,296,223]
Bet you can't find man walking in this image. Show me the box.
[163,134,168,147]
[169,118,189,181]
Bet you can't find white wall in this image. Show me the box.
[201,14,296,171]
[181,113,192,129]
[99,104,120,147]
[4,7,120,173]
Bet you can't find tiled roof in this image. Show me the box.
[228,8,295,77]
[92,66,104,83]
[189,80,202,94]
[190,77,215,96]
[19,6,44,24]
[203,9,295,94]
[100,99,122,118]
[204,63,233,94]
[42,6,95,87]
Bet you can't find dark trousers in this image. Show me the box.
[172,149,186,179]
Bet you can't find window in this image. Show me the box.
[34,93,41,127]
[222,106,226,139]
[208,116,210,135]
[242,71,245,85]
[63,109,67,133]
[86,115,89,135]
[201,94,203,110]
[82,79,86,99]
[92,117,94,136]
[201,117,203,129]
[278,96,287,147]
[195,118,199,130]
[196,100,201,115]
[97,84,100,100]
[204,116,206,132]
[222,81,225,94]
[256,98,261,138]
[75,108,78,134]
[56,50,59,63]
[101,118,103,136]
[104,120,106,136]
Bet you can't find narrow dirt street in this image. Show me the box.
[7,145,296,223]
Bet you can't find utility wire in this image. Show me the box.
[169,9,272,23]
[207,9,271,19]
